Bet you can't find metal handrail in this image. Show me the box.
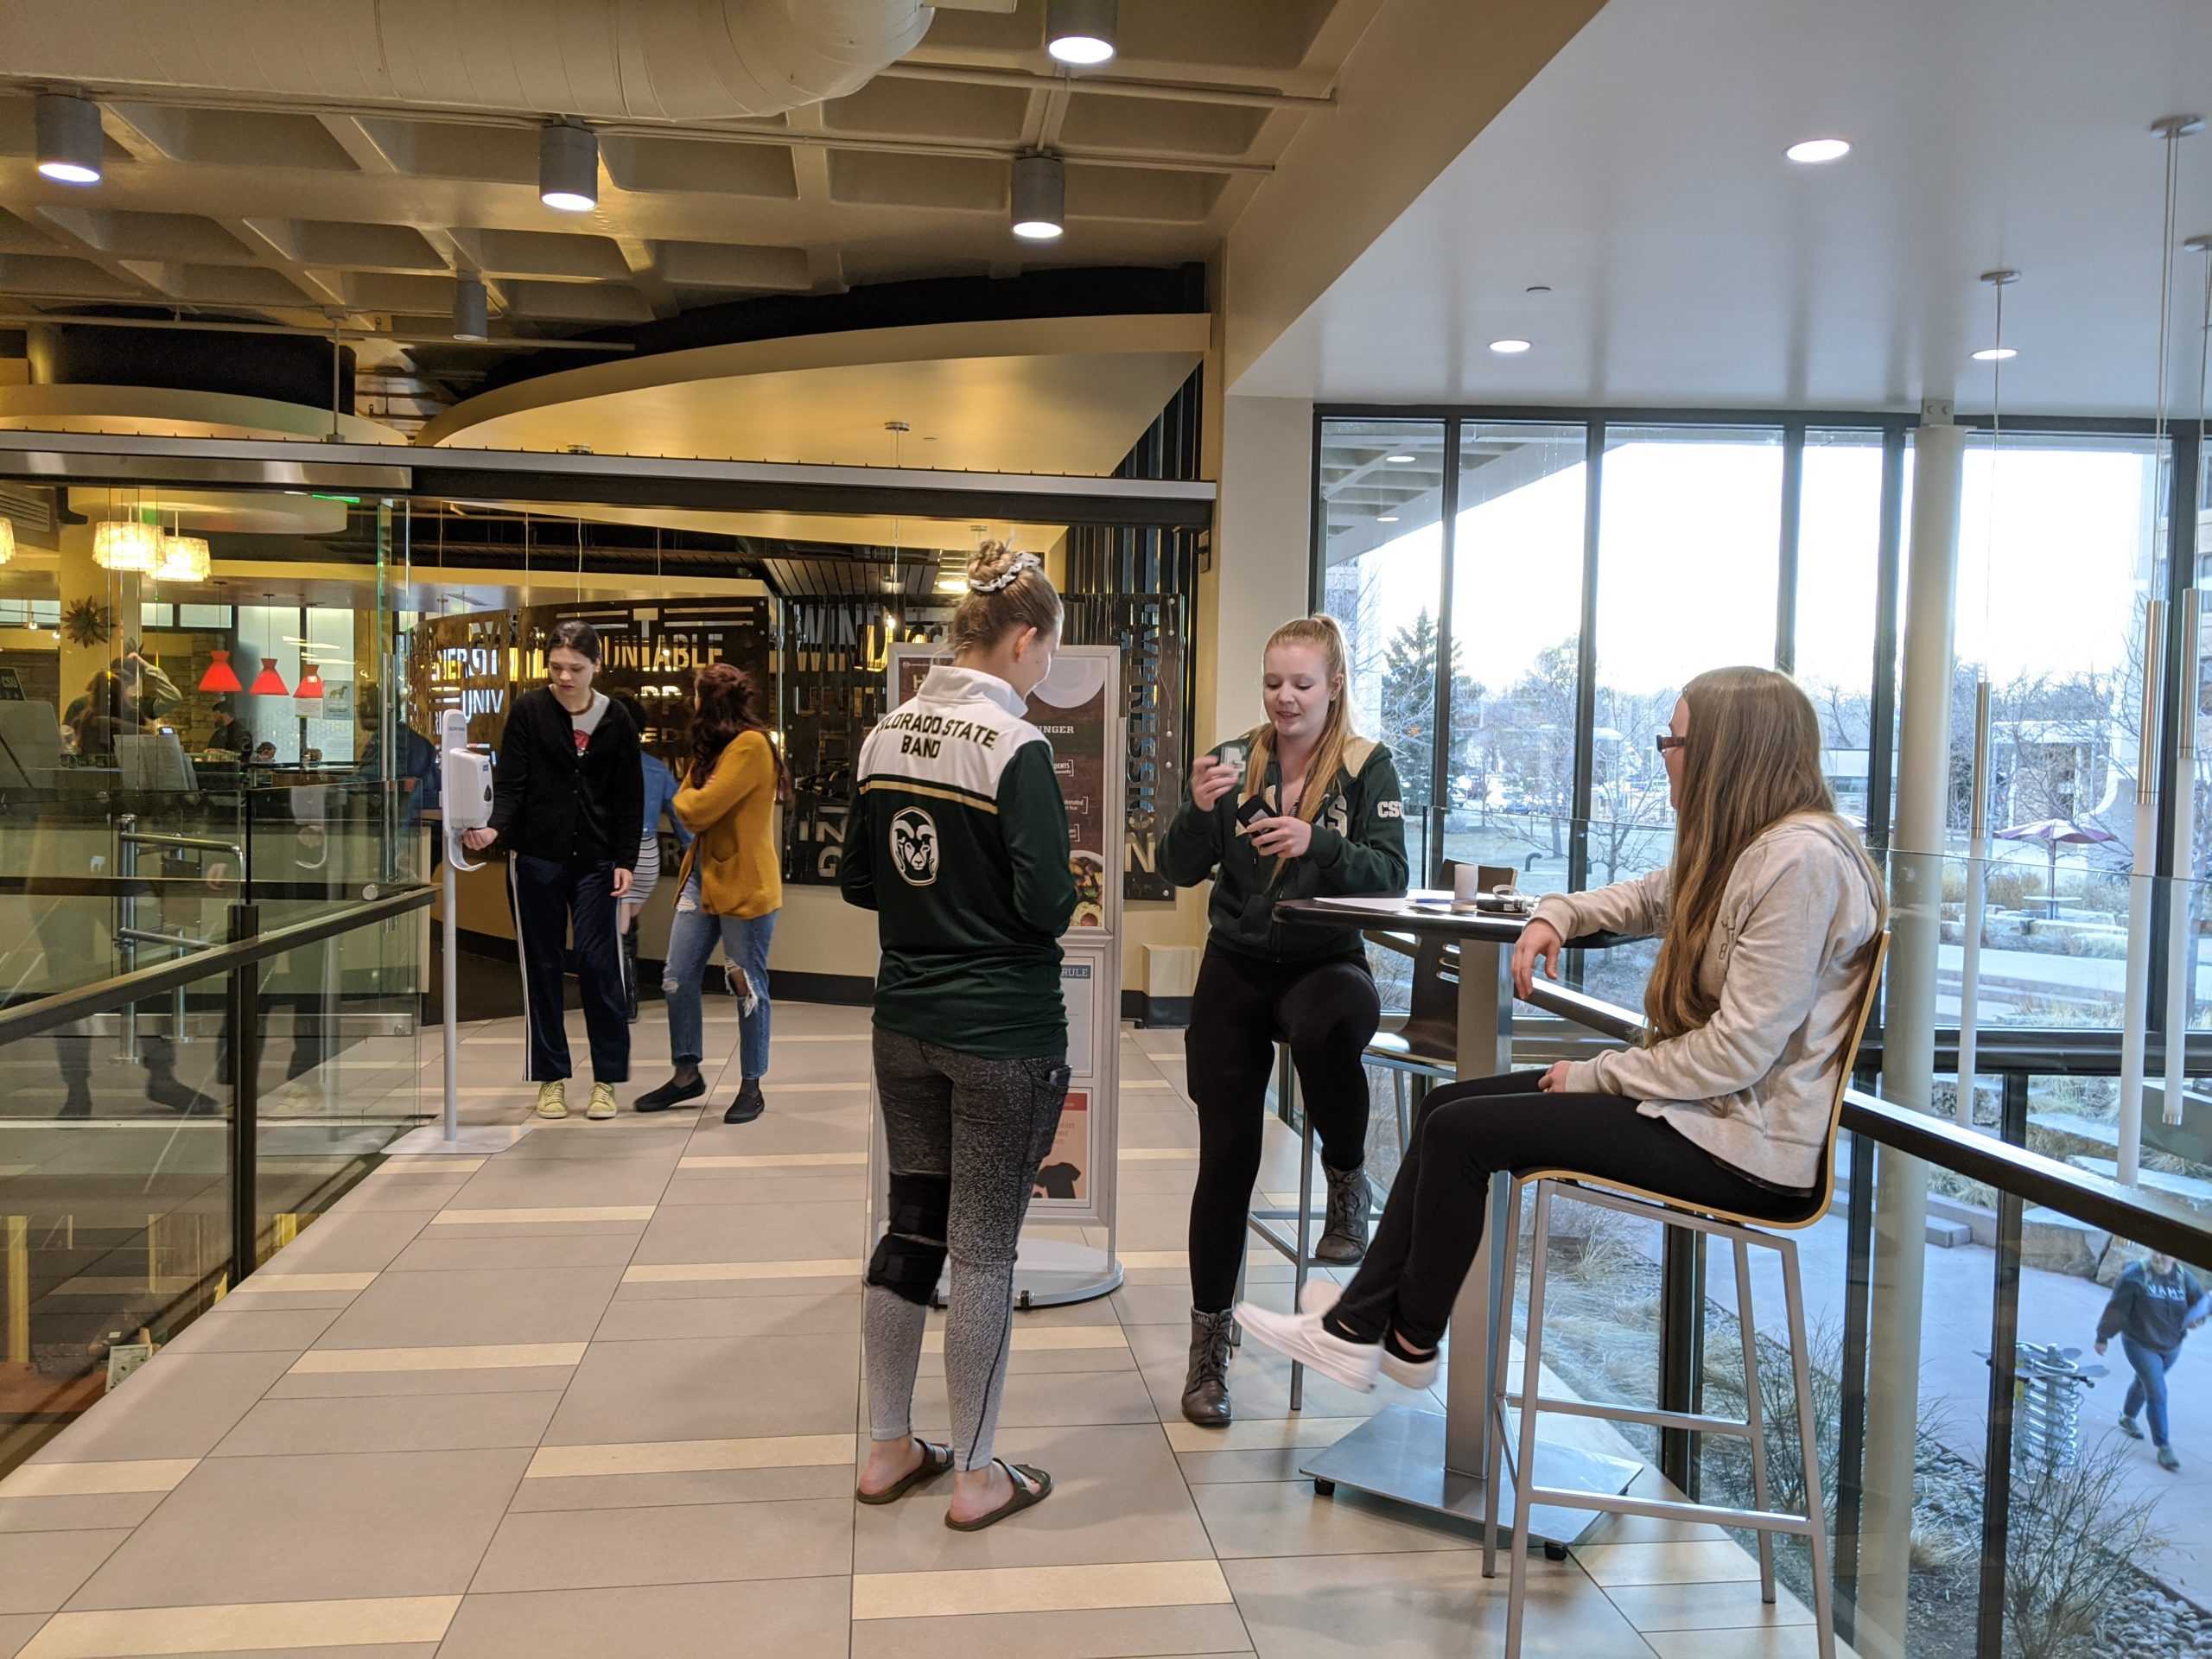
[0,887,434,1046]
[1519,976,2212,1263]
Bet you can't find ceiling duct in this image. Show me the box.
[0,0,969,123]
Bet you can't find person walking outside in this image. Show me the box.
[842,541,1076,1531]
[464,620,643,1122]
[633,665,785,1123]
[2097,1249,2208,1472]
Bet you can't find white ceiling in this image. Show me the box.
[1236,0,2212,417]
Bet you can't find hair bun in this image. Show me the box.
[968,541,1040,594]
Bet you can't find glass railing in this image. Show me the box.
[0,887,430,1474]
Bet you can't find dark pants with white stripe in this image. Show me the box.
[508,853,630,1084]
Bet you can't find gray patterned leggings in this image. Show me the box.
[865,1027,1070,1471]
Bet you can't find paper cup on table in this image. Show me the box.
[1452,862,1483,912]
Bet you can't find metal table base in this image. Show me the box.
[1300,1404,1643,1549]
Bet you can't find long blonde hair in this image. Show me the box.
[1646,666,1887,1040]
[1244,614,1359,831]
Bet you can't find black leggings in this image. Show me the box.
[1327,1070,1805,1351]
[1184,944,1380,1313]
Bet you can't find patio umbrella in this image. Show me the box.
[1993,817,2119,919]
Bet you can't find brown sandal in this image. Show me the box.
[855,1438,952,1505]
[944,1459,1053,1532]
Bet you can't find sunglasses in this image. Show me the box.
[1655,732,1688,755]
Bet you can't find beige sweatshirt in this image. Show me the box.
[1531,813,1883,1192]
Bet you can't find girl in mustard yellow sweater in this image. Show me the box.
[633,664,790,1123]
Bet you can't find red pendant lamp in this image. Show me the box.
[248,658,289,696]
[295,665,326,702]
[198,649,242,694]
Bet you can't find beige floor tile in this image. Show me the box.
[1176,1447,1333,1485]
[1605,1579,1815,1632]
[265,1365,577,1402]
[210,1392,562,1458]
[0,1534,130,1613]
[0,1495,167,1535]
[67,1452,529,1611]
[524,1433,855,1479]
[226,1273,378,1296]
[289,1343,588,1375]
[630,1198,864,1266]
[679,1151,867,1169]
[435,1580,849,1659]
[543,1333,860,1446]
[0,1461,196,1498]
[850,1604,1250,1659]
[382,1233,640,1273]
[621,1256,861,1285]
[854,1425,1211,1576]
[507,1462,855,1512]
[906,1365,1161,1433]
[920,1327,1127,1356]
[660,1173,867,1205]
[29,1352,296,1465]
[313,1266,623,1351]
[16,1595,459,1658]
[0,1616,43,1659]
[1644,1629,1830,1659]
[1223,1550,1655,1659]
[852,1559,1231,1620]
[1194,1481,1480,1560]
[157,1306,345,1357]
[1162,1418,1363,1455]
[431,1205,655,1226]
[594,1285,862,1341]
[468,1497,853,1593]
[1574,1541,1764,1588]
[259,1212,433,1274]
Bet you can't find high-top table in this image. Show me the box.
[1273,891,1642,1547]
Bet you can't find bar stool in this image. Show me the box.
[1363,929,1459,1147]
[1482,934,1887,1659]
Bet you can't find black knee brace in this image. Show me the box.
[866,1173,950,1306]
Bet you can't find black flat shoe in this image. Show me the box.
[722,1080,765,1125]
[633,1074,706,1113]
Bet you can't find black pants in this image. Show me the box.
[1184,943,1380,1313]
[508,853,629,1084]
[1328,1070,1804,1351]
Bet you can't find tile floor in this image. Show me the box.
[0,1002,1838,1658]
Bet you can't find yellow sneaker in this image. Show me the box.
[587,1082,618,1121]
[536,1081,568,1119]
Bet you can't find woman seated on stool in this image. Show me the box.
[1237,666,1885,1391]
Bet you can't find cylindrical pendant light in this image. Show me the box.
[93,519,159,572]
[539,121,598,213]
[198,649,242,694]
[0,518,14,565]
[453,276,488,342]
[1011,154,1066,241]
[248,658,290,696]
[35,92,103,185]
[156,534,210,582]
[1046,0,1117,65]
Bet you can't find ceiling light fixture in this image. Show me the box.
[1385,453,1416,464]
[0,518,13,565]
[538,120,598,213]
[1489,338,1533,354]
[1046,0,1118,65]
[1971,346,2018,362]
[1377,514,1400,524]
[156,534,211,582]
[1785,137,1852,164]
[198,649,242,695]
[1011,153,1066,240]
[453,276,488,341]
[93,519,159,573]
[248,658,290,697]
[35,92,103,185]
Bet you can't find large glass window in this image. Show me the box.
[1796,429,1890,835]
[1443,422,1586,896]
[1584,425,1784,1004]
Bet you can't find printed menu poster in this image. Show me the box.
[1032,1090,1088,1202]
[1063,957,1096,1075]
[896,653,1115,931]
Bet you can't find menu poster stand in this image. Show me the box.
[866,645,1125,1308]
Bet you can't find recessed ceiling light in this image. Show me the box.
[1786,137,1852,164]
[1385,453,1416,464]
[452,276,488,342]
[538,121,598,212]
[1046,0,1117,66]
[1972,346,2018,361]
[1489,338,1533,354]
[1011,154,1065,240]
[1377,514,1400,523]
[35,92,103,185]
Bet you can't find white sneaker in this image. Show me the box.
[1233,1301,1380,1394]
[586,1082,618,1120]
[535,1081,568,1119]
[1299,1280,1440,1390]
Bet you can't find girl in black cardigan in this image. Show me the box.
[467,620,644,1120]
